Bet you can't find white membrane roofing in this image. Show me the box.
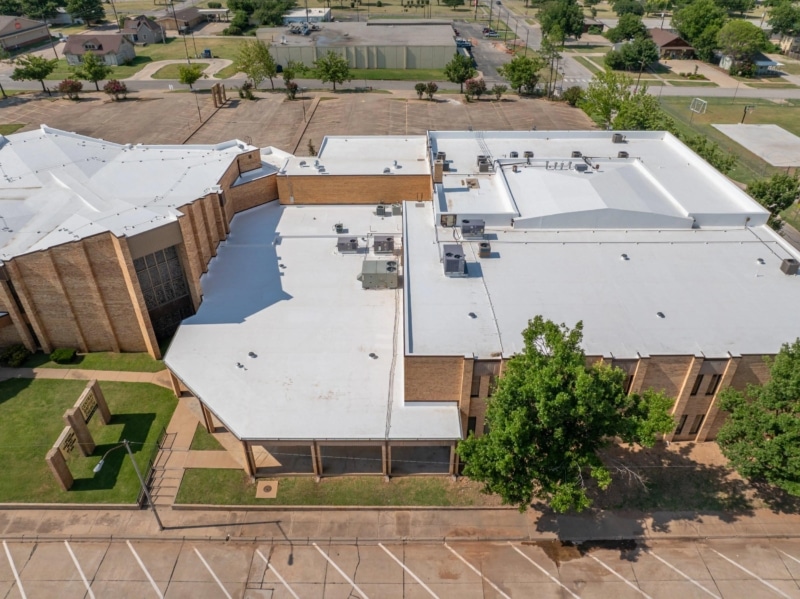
[0,126,286,263]
[166,202,461,441]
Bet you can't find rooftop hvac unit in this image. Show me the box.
[461,219,485,239]
[440,214,457,227]
[436,151,446,161]
[523,150,534,158]
[476,154,488,165]
[337,236,359,253]
[612,133,626,144]
[618,151,629,158]
[478,159,492,173]
[781,258,799,275]
[374,236,395,254]
[361,259,399,289]
[442,161,450,172]
[443,244,467,277]
[392,203,402,215]
[571,150,582,158]
[334,223,345,234]
[478,241,491,258]
[575,163,589,172]
[376,204,387,216]
[510,151,519,158]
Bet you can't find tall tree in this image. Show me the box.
[457,316,674,513]
[672,0,728,61]
[65,0,105,23]
[444,52,476,92]
[611,0,645,15]
[682,135,736,174]
[538,0,584,40]
[234,39,278,89]
[769,0,800,37]
[72,51,113,91]
[20,0,59,20]
[579,68,633,128]
[716,19,767,61]
[611,90,678,132]
[540,27,563,98]
[10,54,58,95]
[497,53,547,94]
[747,172,800,230]
[605,13,647,42]
[314,50,350,91]
[0,0,23,15]
[717,340,800,496]
[178,64,205,90]
[715,0,754,17]
[442,0,464,8]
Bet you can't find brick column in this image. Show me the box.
[0,280,37,351]
[168,370,182,398]
[665,355,703,442]
[63,408,95,457]
[46,448,73,491]
[629,355,650,394]
[696,355,740,442]
[381,442,389,476]
[4,260,51,353]
[200,403,215,433]
[242,441,255,476]
[311,442,322,477]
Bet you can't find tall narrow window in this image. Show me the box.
[690,374,704,396]
[674,414,688,435]
[467,417,477,436]
[623,374,634,395]
[706,374,722,396]
[689,414,705,435]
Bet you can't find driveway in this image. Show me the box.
[126,58,236,81]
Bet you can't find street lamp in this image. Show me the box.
[93,439,164,531]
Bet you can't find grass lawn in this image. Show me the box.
[152,62,209,79]
[780,63,800,75]
[0,124,25,135]
[659,96,800,184]
[0,379,176,503]
[214,63,242,79]
[189,423,224,451]
[564,44,611,54]
[24,351,165,372]
[349,68,447,82]
[745,82,799,89]
[667,80,719,87]
[573,55,601,74]
[176,469,501,506]
[782,203,800,232]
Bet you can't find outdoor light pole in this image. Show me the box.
[93,439,164,531]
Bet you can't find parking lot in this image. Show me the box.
[3,537,800,598]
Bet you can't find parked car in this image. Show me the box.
[484,31,499,37]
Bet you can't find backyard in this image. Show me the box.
[0,379,176,503]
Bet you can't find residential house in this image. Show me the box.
[582,17,605,34]
[122,15,164,44]
[0,16,50,51]
[63,33,136,66]
[48,8,84,26]
[779,34,799,59]
[155,7,204,32]
[719,50,782,76]
[649,28,694,59]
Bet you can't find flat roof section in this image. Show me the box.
[712,124,800,167]
[166,202,461,441]
[259,22,457,47]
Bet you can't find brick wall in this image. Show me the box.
[405,355,466,402]
[639,355,694,399]
[277,174,432,204]
[227,176,279,214]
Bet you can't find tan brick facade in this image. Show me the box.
[277,174,432,205]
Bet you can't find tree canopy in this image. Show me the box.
[717,340,800,496]
[769,0,800,36]
[314,51,350,90]
[457,316,674,512]
[11,54,58,94]
[605,36,659,71]
[497,53,546,95]
[539,0,585,40]
[605,13,648,42]
[178,64,205,89]
[611,0,645,16]
[579,68,633,128]
[672,0,728,61]
[747,172,800,230]
[235,39,278,89]
[444,53,476,92]
[716,19,767,60]
[612,89,678,132]
[65,0,105,23]
[72,51,113,91]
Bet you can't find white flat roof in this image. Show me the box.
[166,202,461,441]
[0,126,262,262]
[712,124,800,167]
[282,135,429,176]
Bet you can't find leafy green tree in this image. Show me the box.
[579,68,633,128]
[10,54,58,95]
[457,316,674,512]
[715,0,754,17]
[672,0,727,61]
[0,0,23,15]
[612,90,677,132]
[747,172,800,230]
[539,0,584,40]
[235,39,278,89]
[717,340,800,496]
[442,0,464,8]
[20,0,59,20]
[72,51,113,91]
[769,0,800,36]
[178,64,205,89]
[562,85,583,106]
[65,0,105,23]
[611,0,644,15]
[617,36,659,72]
[716,19,767,61]
[414,82,427,99]
[682,134,736,173]
[492,83,507,100]
[498,53,547,95]
[605,13,647,42]
[540,29,563,98]
[282,60,307,85]
[314,51,350,90]
[444,52,476,92]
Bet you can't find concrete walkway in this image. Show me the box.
[126,58,237,81]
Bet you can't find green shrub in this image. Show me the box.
[562,85,583,106]
[49,348,77,364]
[207,1,222,6]
[1,344,31,368]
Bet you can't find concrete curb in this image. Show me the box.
[171,503,518,511]
[0,503,138,511]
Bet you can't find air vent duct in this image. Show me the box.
[781,258,799,275]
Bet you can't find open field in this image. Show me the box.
[152,62,209,79]
[0,379,176,503]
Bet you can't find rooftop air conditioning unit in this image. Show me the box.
[376,204,387,216]
[612,133,626,143]
[575,163,589,172]
[476,154,488,165]
[478,241,491,258]
[374,236,395,254]
[510,151,519,158]
[361,259,399,289]
[478,159,491,173]
[523,150,534,158]
[337,237,359,253]
[392,203,402,216]
[443,244,467,277]
[436,151,446,161]
[571,150,582,158]
[461,219,485,239]
[618,151,629,158]
[781,258,799,275]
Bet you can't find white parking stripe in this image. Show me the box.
[126,541,164,599]
[709,548,794,599]
[779,549,800,568]
[588,554,652,599]
[312,543,371,599]
[444,543,511,599]
[193,547,232,599]
[378,543,440,599]
[256,549,300,599]
[3,541,27,599]
[509,543,581,599]
[64,540,96,599]
[645,550,720,599]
